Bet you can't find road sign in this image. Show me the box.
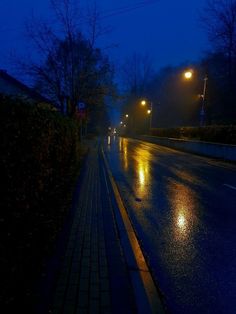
[78,102,86,110]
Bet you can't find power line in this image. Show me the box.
[100,0,158,15]
[0,0,160,33]
[101,0,159,19]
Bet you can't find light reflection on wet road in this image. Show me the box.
[103,136,236,314]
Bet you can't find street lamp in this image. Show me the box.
[141,99,153,130]
[129,99,155,134]
[184,70,193,80]
[200,75,208,126]
[183,70,208,126]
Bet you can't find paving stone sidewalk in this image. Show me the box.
[50,141,136,314]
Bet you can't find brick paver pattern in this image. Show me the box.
[51,145,111,314]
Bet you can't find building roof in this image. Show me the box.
[0,69,52,104]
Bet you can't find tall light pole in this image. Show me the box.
[141,99,153,131]
[184,70,208,126]
[200,75,208,127]
[147,103,153,129]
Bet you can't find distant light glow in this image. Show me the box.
[125,114,129,118]
[184,70,193,79]
[147,109,151,114]
[177,214,186,229]
[141,100,146,106]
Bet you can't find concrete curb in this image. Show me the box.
[101,148,166,314]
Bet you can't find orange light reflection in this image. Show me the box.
[168,181,198,243]
[134,146,151,198]
[119,138,129,170]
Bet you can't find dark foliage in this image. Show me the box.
[151,125,236,145]
[0,95,82,312]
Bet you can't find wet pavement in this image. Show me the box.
[103,136,236,314]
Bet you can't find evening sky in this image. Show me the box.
[0,0,209,76]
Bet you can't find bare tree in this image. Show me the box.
[202,0,236,85]
[119,53,154,133]
[22,0,114,116]
[121,53,154,96]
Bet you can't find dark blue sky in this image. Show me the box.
[0,0,209,77]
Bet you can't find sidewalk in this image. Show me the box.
[49,139,165,314]
[50,140,135,314]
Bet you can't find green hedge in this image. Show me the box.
[151,125,236,145]
[0,95,82,311]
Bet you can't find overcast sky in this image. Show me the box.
[0,0,209,78]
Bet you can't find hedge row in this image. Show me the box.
[151,125,236,145]
[0,95,82,312]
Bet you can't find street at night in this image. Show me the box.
[1,0,236,313]
[103,136,236,314]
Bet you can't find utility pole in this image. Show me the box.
[200,75,208,126]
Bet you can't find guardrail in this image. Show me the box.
[135,135,236,162]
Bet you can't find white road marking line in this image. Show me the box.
[224,184,236,191]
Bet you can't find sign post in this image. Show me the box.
[76,102,87,140]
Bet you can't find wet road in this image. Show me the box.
[103,136,236,314]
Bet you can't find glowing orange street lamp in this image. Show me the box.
[184,70,193,80]
[141,99,153,129]
[183,69,208,126]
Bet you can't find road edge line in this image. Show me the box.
[101,148,166,314]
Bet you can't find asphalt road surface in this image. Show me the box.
[103,136,236,314]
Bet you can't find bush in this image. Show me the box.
[0,95,82,312]
[151,125,236,145]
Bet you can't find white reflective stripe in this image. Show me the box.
[223,184,236,191]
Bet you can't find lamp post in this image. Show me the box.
[200,75,208,127]
[124,99,154,135]
[184,70,208,126]
[141,99,153,131]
